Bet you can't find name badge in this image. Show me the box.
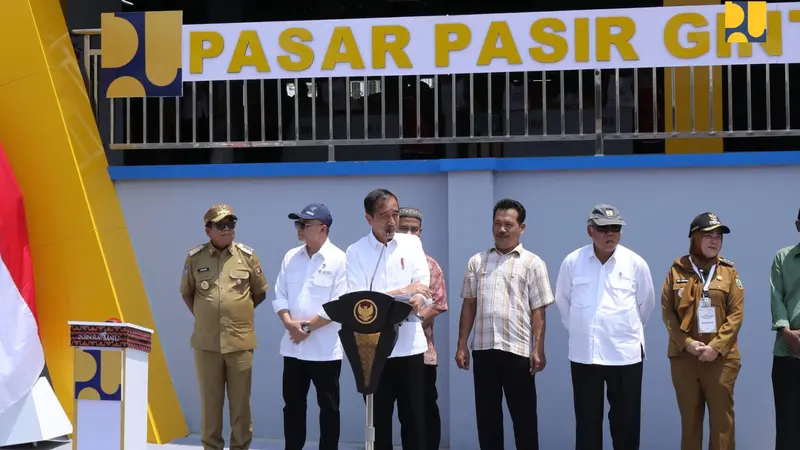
[697,296,717,334]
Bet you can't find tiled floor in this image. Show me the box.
[2,435,400,449]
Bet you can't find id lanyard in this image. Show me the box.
[689,258,716,306]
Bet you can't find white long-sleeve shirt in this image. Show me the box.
[554,244,656,366]
[345,231,429,358]
[272,239,348,361]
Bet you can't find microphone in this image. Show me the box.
[369,243,387,292]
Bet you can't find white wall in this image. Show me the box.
[116,165,800,449]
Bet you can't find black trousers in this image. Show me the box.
[772,356,800,450]
[570,361,643,450]
[282,357,341,450]
[373,353,426,450]
[472,349,539,450]
[425,364,441,450]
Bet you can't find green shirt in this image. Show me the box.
[770,243,800,358]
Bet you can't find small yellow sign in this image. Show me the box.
[724,1,768,43]
[100,11,183,98]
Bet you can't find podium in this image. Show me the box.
[322,291,413,450]
[68,321,153,450]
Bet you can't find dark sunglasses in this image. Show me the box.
[595,225,622,233]
[208,220,236,230]
[295,220,324,230]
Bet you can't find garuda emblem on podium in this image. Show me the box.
[354,299,377,325]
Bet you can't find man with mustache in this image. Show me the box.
[456,198,555,450]
[179,204,269,450]
[770,207,800,450]
[554,204,655,450]
[345,189,431,450]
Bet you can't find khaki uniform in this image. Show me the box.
[180,241,269,450]
[661,256,744,450]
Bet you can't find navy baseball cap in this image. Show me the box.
[288,203,333,227]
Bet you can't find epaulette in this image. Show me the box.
[719,257,735,267]
[188,244,206,257]
[236,242,254,255]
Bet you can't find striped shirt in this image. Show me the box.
[460,244,555,358]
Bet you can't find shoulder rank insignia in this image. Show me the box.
[236,242,254,255]
[719,257,735,267]
[188,244,206,257]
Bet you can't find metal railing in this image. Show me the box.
[73,29,800,160]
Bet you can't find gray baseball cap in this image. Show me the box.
[588,204,626,226]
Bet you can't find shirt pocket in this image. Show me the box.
[310,272,334,296]
[608,274,636,308]
[285,273,304,299]
[510,271,531,312]
[671,281,686,309]
[229,269,250,292]
[609,274,635,292]
[195,270,216,293]
[571,276,593,307]
[708,281,730,326]
[483,262,518,292]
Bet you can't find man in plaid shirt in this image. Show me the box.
[455,198,554,450]
[398,207,448,450]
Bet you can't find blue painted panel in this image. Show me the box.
[108,151,800,180]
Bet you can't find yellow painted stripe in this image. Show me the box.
[664,0,724,154]
[0,0,187,443]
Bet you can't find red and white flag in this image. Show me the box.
[0,142,44,415]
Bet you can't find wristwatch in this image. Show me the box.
[301,322,311,334]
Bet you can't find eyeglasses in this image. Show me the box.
[295,220,324,230]
[595,225,622,233]
[208,221,236,230]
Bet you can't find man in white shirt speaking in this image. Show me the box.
[554,204,655,450]
[272,203,348,450]
[345,189,430,450]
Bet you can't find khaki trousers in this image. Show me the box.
[669,356,741,450]
[194,349,254,450]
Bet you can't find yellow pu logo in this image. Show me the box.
[74,348,122,401]
[100,11,183,98]
[724,1,768,43]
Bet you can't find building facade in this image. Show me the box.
[114,155,800,449]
